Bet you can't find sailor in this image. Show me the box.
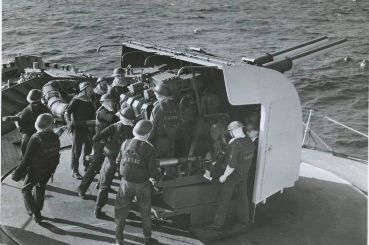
[115,120,161,245]
[94,107,135,218]
[78,93,119,197]
[92,77,109,110]
[209,121,255,230]
[66,82,96,179]
[149,83,180,158]
[12,113,60,224]
[200,88,221,115]
[245,112,260,219]
[245,111,259,143]
[107,67,129,105]
[206,123,228,180]
[17,89,50,155]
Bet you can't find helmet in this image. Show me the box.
[27,89,43,103]
[94,78,108,95]
[117,107,135,125]
[112,67,125,77]
[227,121,243,131]
[35,113,54,130]
[96,77,107,84]
[133,120,153,137]
[79,82,93,91]
[99,93,114,102]
[153,83,170,97]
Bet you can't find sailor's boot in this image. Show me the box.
[94,206,103,218]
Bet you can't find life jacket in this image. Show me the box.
[156,100,180,139]
[31,131,60,171]
[120,138,154,183]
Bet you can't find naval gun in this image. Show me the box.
[102,37,347,231]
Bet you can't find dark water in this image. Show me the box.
[3,0,368,159]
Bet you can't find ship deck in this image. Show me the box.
[1,130,367,245]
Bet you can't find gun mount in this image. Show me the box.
[94,37,347,227]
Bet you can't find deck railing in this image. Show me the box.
[302,108,368,163]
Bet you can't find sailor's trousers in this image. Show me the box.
[115,179,152,241]
[71,128,92,173]
[96,155,117,208]
[21,169,52,217]
[79,142,105,193]
[213,177,249,226]
[21,133,31,156]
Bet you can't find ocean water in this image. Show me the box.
[2,0,368,159]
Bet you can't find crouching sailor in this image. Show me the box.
[115,120,162,245]
[209,121,255,230]
[12,113,60,224]
[94,107,135,218]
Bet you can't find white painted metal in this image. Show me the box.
[123,41,234,68]
[222,64,302,205]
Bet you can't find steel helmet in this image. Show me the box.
[94,78,108,95]
[133,120,153,137]
[79,81,93,91]
[112,67,125,77]
[227,121,243,131]
[99,93,115,102]
[117,107,136,125]
[96,77,107,84]
[35,113,54,130]
[153,83,170,97]
[27,89,43,103]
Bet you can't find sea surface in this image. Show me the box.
[2,0,368,159]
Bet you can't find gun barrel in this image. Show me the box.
[271,36,328,56]
[264,38,347,73]
[243,36,328,65]
[156,157,197,168]
[289,38,347,63]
